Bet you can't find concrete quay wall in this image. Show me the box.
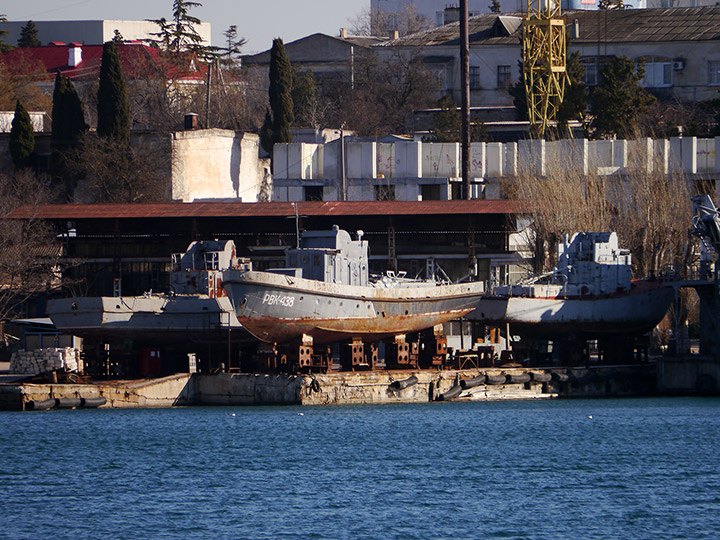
[0,366,664,411]
[0,374,195,411]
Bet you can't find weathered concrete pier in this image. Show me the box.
[0,365,659,411]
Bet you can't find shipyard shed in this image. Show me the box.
[2,200,521,377]
[7,199,523,299]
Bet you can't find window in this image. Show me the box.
[709,61,720,85]
[497,65,511,88]
[421,184,441,201]
[375,185,395,201]
[470,66,481,90]
[304,186,323,201]
[581,58,598,86]
[639,56,672,88]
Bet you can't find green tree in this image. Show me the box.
[291,67,319,128]
[432,95,461,142]
[52,73,87,149]
[18,20,41,47]
[9,100,34,169]
[556,52,588,134]
[260,108,273,155]
[51,73,87,195]
[97,41,130,147]
[221,25,246,67]
[508,60,528,121]
[430,94,486,142]
[149,0,209,56]
[590,56,654,139]
[489,0,502,13]
[112,29,125,44]
[268,38,294,147]
[0,14,14,52]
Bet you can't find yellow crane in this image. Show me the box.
[522,0,568,137]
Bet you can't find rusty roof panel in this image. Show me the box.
[6,200,522,221]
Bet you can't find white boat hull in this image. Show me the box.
[47,295,246,344]
[468,283,675,338]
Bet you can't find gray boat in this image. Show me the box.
[47,240,248,345]
[221,227,486,345]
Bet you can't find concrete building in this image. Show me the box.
[242,32,388,88]
[172,129,268,203]
[0,20,211,47]
[270,136,720,202]
[371,0,524,26]
[378,6,720,107]
[371,0,646,25]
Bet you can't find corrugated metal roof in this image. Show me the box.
[0,42,207,82]
[6,200,521,220]
[379,7,720,48]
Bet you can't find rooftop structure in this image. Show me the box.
[1,42,207,83]
[0,19,211,48]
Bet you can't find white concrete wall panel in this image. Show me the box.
[396,141,422,178]
[486,142,503,177]
[681,137,697,174]
[470,142,486,179]
[377,143,396,178]
[518,139,545,176]
[422,142,460,177]
[697,138,714,173]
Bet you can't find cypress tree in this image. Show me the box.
[97,41,130,147]
[52,73,87,147]
[51,73,87,191]
[260,108,274,155]
[9,100,35,169]
[18,20,41,47]
[268,38,294,146]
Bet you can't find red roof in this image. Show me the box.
[0,42,207,82]
[6,200,522,220]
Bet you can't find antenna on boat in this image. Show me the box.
[292,202,300,248]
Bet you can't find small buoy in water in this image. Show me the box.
[298,413,304,416]
[229,413,236,417]
[588,415,593,419]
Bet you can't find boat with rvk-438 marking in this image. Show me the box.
[221,227,486,345]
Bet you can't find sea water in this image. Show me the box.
[1,398,719,540]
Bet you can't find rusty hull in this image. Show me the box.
[222,270,485,344]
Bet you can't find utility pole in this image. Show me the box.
[460,0,471,200]
[339,125,347,201]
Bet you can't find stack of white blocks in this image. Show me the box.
[9,348,81,375]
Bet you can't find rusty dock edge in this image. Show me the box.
[0,366,658,410]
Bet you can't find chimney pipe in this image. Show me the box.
[68,43,82,67]
[184,113,199,130]
[340,28,348,39]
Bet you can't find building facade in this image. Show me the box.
[0,20,211,48]
[378,7,720,107]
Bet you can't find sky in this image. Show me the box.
[3,0,369,54]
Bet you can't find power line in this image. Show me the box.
[18,0,97,19]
